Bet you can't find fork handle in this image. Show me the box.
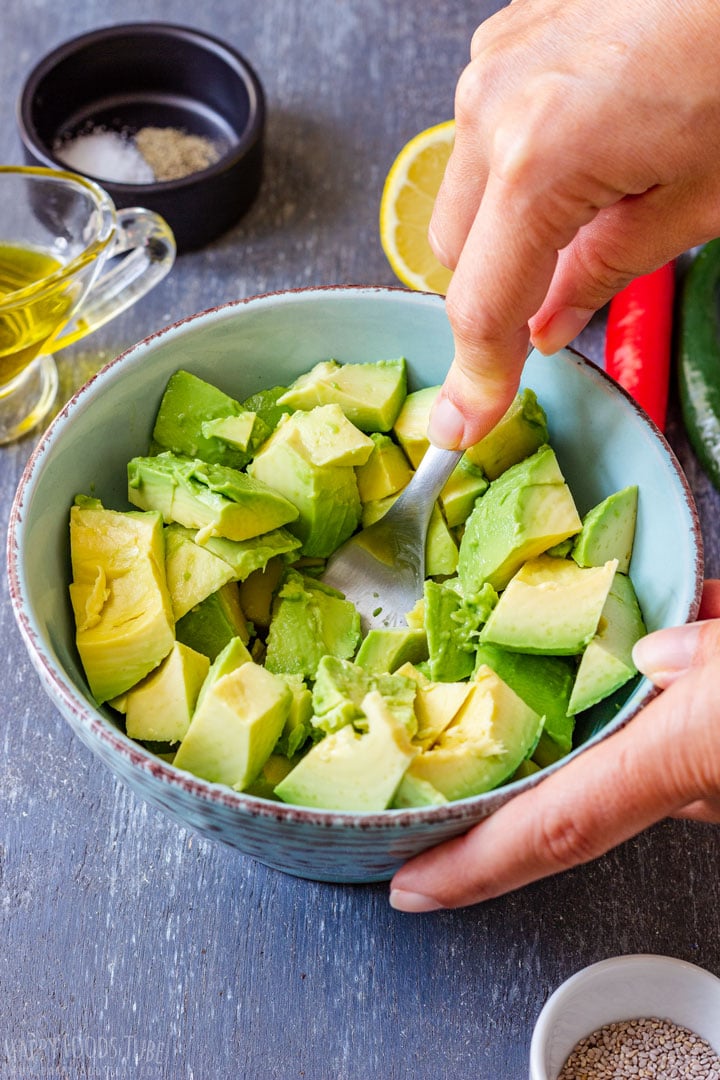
[393,444,463,525]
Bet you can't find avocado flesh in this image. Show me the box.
[355,432,413,503]
[127,451,299,542]
[173,662,293,790]
[264,571,361,680]
[355,627,428,675]
[393,385,439,467]
[474,642,576,756]
[439,456,488,529]
[572,485,638,574]
[480,555,618,655]
[175,582,250,660]
[69,503,175,704]
[394,662,474,750]
[249,433,361,558]
[568,572,646,714]
[458,446,582,593]
[464,388,548,479]
[152,369,269,469]
[424,579,497,682]
[311,655,417,735]
[406,666,543,801]
[278,358,407,432]
[164,523,235,621]
[124,641,210,743]
[285,404,375,466]
[274,690,418,811]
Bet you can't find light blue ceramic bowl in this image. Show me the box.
[7,286,703,883]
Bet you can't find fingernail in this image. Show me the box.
[533,307,595,354]
[389,888,444,913]
[632,623,703,681]
[427,395,466,449]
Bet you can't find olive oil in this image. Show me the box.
[0,243,73,386]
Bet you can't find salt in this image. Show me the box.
[54,130,155,185]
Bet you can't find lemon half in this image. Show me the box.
[379,120,455,295]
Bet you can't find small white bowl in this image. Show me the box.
[529,954,720,1080]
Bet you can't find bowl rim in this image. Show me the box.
[6,284,705,829]
[16,21,266,195]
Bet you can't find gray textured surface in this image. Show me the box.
[2,3,720,1079]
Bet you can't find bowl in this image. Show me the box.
[529,954,720,1079]
[7,286,703,883]
[17,23,265,251]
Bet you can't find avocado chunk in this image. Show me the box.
[127,451,299,543]
[355,432,413,503]
[395,662,474,749]
[274,674,314,757]
[198,527,301,579]
[464,388,548,479]
[248,418,361,557]
[124,641,210,744]
[474,642,576,757]
[237,558,286,630]
[176,582,250,660]
[275,690,418,810]
[195,636,252,711]
[69,502,175,704]
[238,384,292,433]
[152,370,269,469]
[572,485,638,574]
[311,655,417,735]
[355,627,428,674]
[278,358,407,432]
[164,524,235,621]
[283,404,375,466]
[439,456,489,529]
[405,666,543,800]
[242,752,300,800]
[479,555,618,655]
[424,579,497,682]
[393,385,439,467]
[200,412,258,451]
[457,446,582,593]
[264,571,361,680]
[173,661,292,790]
[567,571,646,714]
[391,772,449,808]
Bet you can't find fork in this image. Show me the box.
[321,444,463,632]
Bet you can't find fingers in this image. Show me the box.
[633,598,720,689]
[390,661,720,911]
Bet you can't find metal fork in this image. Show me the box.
[321,445,463,633]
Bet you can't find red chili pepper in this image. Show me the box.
[604,262,675,430]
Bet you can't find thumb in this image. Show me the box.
[633,616,720,689]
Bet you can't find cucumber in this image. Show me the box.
[678,239,720,490]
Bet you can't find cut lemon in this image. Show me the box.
[379,120,455,295]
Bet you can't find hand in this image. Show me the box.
[389,581,720,912]
[427,0,720,449]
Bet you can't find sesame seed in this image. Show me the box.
[557,1018,720,1079]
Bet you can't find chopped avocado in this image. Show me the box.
[395,662,474,749]
[275,690,418,810]
[195,636,252,711]
[424,578,497,682]
[274,674,314,757]
[173,661,292,790]
[237,558,286,630]
[355,432,413,503]
[200,412,258,451]
[198,527,301,579]
[439,456,489,528]
[355,627,428,675]
[176,582,250,660]
[152,370,269,469]
[239,384,292,433]
[567,571,646,714]
[278,358,407,432]
[311,655,417,735]
[163,524,235,621]
[248,425,361,557]
[572,485,638,574]
[127,451,299,543]
[474,642,576,754]
[124,642,210,743]
[512,758,542,781]
[480,555,618,655]
[457,446,582,593]
[242,752,300,799]
[391,772,448,808]
[405,666,543,800]
[264,571,361,680]
[393,385,439,467]
[69,502,175,704]
[283,404,375,467]
[464,388,548,479]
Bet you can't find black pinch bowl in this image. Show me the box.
[17,23,265,251]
